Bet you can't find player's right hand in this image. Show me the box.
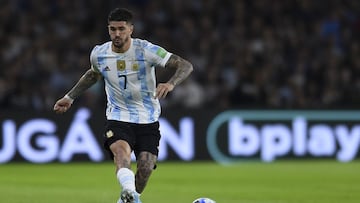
[53,97,73,114]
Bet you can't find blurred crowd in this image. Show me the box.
[1,0,360,111]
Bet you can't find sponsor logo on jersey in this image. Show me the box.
[156,48,167,58]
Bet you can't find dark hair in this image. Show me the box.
[108,8,133,24]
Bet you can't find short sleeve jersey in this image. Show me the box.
[90,38,172,124]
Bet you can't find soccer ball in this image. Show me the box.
[192,197,216,203]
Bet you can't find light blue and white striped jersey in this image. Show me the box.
[90,38,172,124]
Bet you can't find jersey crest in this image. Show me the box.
[132,63,139,71]
[117,60,126,71]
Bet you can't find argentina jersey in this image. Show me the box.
[90,38,172,123]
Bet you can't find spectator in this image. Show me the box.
[2,0,360,110]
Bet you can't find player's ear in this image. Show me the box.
[128,23,134,34]
[107,25,112,35]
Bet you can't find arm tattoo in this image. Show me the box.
[165,54,193,86]
[67,69,101,99]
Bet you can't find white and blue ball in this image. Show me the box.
[192,197,216,203]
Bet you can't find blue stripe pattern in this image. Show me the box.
[99,43,121,120]
[135,42,155,122]
[117,48,139,122]
[122,73,139,122]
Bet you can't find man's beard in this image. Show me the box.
[113,37,128,49]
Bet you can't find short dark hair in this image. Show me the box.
[108,8,133,24]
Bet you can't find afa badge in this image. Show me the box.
[106,130,114,138]
[117,60,126,71]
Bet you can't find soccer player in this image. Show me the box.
[53,8,193,203]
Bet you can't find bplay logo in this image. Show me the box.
[207,111,360,164]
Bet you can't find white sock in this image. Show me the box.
[117,168,136,191]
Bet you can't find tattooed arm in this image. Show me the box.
[53,69,101,113]
[66,69,101,99]
[155,54,193,99]
[166,54,193,86]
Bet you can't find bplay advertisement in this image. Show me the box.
[1,108,360,163]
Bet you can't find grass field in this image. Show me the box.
[0,160,359,203]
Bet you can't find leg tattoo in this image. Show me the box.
[135,152,157,193]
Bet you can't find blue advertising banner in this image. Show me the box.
[1,108,360,163]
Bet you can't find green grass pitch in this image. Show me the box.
[0,160,359,203]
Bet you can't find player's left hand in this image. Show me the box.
[155,83,174,99]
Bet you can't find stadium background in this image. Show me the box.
[2,0,360,111]
[1,1,360,202]
[1,0,360,162]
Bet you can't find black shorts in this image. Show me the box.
[103,120,161,160]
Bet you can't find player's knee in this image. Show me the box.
[110,140,132,157]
